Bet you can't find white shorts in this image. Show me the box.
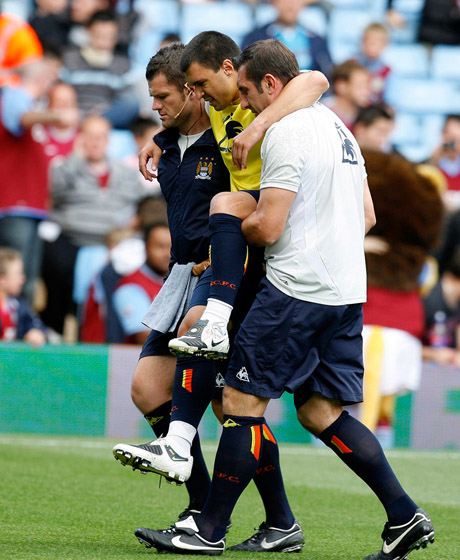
[362,325,422,395]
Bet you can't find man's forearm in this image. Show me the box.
[251,71,329,135]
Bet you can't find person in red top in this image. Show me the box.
[324,59,372,132]
[33,81,81,165]
[112,223,171,345]
[0,10,43,88]
[0,49,77,304]
[428,115,460,212]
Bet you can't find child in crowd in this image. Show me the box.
[355,22,391,104]
[0,248,47,347]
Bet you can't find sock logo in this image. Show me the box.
[182,368,193,392]
[213,469,240,483]
[215,372,226,388]
[210,280,236,290]
[146,415,163,427]
[236,366,250,382]
[256,464,276,475]
[222,418,241,428]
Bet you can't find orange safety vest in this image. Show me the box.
[0,13,42,87]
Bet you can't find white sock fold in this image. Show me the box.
[201,298,233,325]
[167,420,197,457]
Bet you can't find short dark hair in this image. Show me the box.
[332,59,367,85]
[180,31,241,74]
[237,39,299,92]
[87,9,117,28]
[129,116,160,137]
[144,221,169,243]
[146,43,186,92]
[355,104,394,127]
[444,114,460,129]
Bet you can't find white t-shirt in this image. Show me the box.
[261,102,367,305]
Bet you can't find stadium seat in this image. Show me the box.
[391,112,420,145]
[384,76,460,115]
[298,6,329,37]
[327,9,375,49]
[381,44,430,78]
[394,142,434,163]
[133,0,180,33]
[130,28,164,69]
[180,2,254,45]
[108,130,137,161]
[328,0,369,8]
[2,0,34,20]
[328,39,357,65]
[254,3,278,27]
[431,45,460,81]
[253,3,328,37]
[389,0,423,43]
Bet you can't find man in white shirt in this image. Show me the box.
[136,40,435,560]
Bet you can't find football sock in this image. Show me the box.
[196,415,265,542]
[144,400,172,438]
[186,433,211,512]
[171,356,217,429]
[206,213,247,309]
[167,420,196,457]
[253,423,295,529]
[319,411,418,525]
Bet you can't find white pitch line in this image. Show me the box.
[0,435,459,460]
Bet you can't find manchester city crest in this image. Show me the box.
[195,157,214,180]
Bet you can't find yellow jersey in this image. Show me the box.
[209,102,263,192]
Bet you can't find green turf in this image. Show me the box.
[1,435,458,559]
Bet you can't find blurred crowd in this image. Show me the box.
[2,0,460,386]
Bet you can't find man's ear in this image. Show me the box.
[222,59,234,75]
[264,73,277,91]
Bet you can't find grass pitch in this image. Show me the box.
[1,434,459,560]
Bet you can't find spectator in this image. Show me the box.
[0,49,67,305]
[113,223,171,345]
[33,80,81,165]
[0,9,43,87]
[158,32,181,50]
[124,116,162,197]
[355,23,391,105]
[241,0,333,79]
[360,151,443,448]
[353,104,395,153]
[68,0,139,55]
[80,194,168,343]
[428,114,460,212]
[40,114,148,335]
[28,0,71,54]
[61,9,139,129]
[324,60,371,131]
[422,248,460,366]
[0,247,47,347]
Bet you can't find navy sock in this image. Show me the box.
[196,415,265,542]
[186,433,211,512]
[171,356,217,429]
[208,213,247,307]
[253,423,295,529]
[144,400,171,438]
[319,411,418,525]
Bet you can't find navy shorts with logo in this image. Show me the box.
[226,277,364,407]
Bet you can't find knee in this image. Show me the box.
[210,192,235,215]
[297,406,318,435]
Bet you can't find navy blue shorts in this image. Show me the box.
[139,328,177,358]
[226,277,364,406]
